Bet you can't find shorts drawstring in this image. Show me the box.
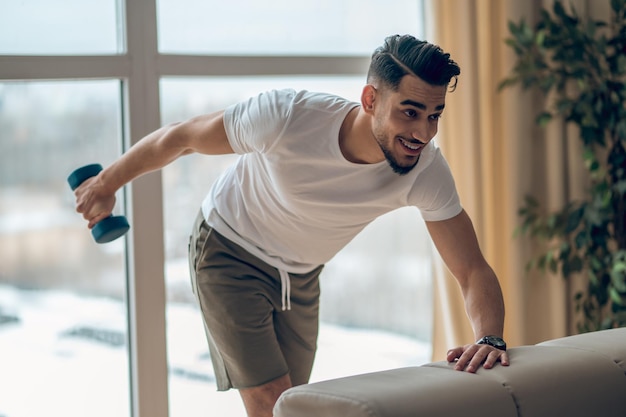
[279,269,291,311]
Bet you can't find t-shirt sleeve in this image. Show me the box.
[411,148,463,222]
[222,88,295,154]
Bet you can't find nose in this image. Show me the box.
[411,120,434,143]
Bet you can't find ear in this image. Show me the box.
[361,84,377,115]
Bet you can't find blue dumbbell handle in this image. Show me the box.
[67,164,130,243]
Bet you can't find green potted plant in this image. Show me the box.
[500,0,626,332]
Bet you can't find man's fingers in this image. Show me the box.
[460,346,486,373]
[446,347,464,362]
[481,350,502,369]
[447,345,509,372]
[88,213,111,229]
[452,344,478,371]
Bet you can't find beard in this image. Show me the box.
[376,134,420,176]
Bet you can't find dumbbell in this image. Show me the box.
[67,163,130,244]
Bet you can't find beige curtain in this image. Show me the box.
[425,0,608,360]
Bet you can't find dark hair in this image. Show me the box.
[367,34,460,91]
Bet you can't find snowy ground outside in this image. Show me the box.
[0,285,430,417]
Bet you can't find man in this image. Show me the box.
[75,34,509,417]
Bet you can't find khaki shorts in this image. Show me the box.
[188,212,323,391]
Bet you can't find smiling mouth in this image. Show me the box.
[398,137,424,153]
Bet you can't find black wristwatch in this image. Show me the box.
[476,335,507,351]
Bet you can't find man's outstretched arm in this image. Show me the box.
[426,209,509,372]
[75,110,233,228]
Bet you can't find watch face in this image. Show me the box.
[487,336,504,346]
[486,336,506,348]
[478,336,506,350]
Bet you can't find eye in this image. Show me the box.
[429,113,442,121]
[403,109,418,118]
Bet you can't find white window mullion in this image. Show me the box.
[157,54,370,77]
[122,1,169,417]
[0,55,130,80]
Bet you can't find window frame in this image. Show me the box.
[0,1,424,416]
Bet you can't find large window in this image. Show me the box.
[157,0,421,55]
[0,0,121,55]
[0,81,130,417]
[0,2,428,417]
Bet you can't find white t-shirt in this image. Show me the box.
[202,89,462,273]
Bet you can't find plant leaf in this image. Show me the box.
[535,111,553,127]
[610,287,626,306]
